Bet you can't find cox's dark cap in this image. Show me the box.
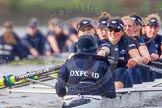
[97,20,107,28]
[107,19,124,31]
[77,19,93,31]
[145,18,159,26]
[28,18,38,28]
[130,15,143,26]
[77,35,98,52]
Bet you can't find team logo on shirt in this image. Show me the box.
[70,70,99,78]
[120,49,127,54]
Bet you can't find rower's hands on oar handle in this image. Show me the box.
[30,48,39,58]
[97,46,110,57]
[151,53,159,61]
[141,56,150,64]
[127,58,137,67]
[97,49,106,57]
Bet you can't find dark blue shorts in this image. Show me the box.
[113,67,133,88]
[127,66,142,84]
[140,68,155,82]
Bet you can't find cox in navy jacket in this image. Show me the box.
[55,53,116,99]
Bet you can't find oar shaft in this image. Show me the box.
[137,64,162,74]
[0,64,61,88]
[30,84,53,89]
[157,58,162,63]
[15,65,61,81]
[108,56,162,74]
[151,61,162,67]
[8,89,56,94]
[26,78,55,88]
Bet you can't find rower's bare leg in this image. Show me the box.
[115,81,124,89]
[115,81,124,96]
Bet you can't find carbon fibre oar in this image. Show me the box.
[150,61,162,68]
[0,64,62,88]
[107,56,162,74]
[26,78,55,88]
[0,75,55,89]
[156,58,162,63]
[136,64,162,74]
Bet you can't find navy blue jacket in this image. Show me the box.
[107,36,137,68]
[154,34,162,55]
[23,30,46,55]
[130,36,145,48]
[142,35,157,54]
[55,53,116,98]
[47,31,69,53]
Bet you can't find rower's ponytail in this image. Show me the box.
[97,12,112,22]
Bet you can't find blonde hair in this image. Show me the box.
[144,13,161,27]
[121,15,135,26]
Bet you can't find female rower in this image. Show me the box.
[143,13,162,79]
[46,18,72,56]
[68,18,110,59]
[130,14,144,36]
[107,18,141,88]
[22,18,47,58]
[121,16,150,84]
[96,12,111,40]
[0,21,26,64]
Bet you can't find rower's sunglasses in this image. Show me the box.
[108,27,121,32]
